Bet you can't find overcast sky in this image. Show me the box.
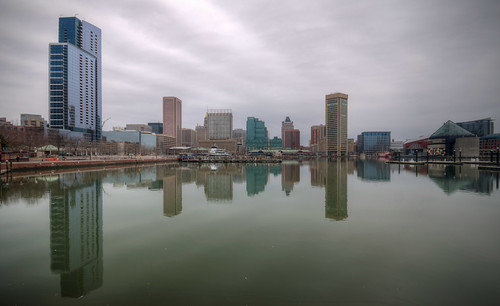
[1,0,499,144]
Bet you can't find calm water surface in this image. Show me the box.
[1,160,499,305]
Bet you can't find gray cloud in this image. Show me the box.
[1,0,499,143]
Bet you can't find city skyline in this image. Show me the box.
[1,0,500,145]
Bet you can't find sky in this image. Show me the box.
[1,0,499,145]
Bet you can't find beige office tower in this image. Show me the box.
[163,97,182,146]
[207,109,232,140]
[325,93,348,157]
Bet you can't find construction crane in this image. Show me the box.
[101,117,111,130]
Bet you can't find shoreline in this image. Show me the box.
[0,156,178,174]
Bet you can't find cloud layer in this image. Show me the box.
[1,0,499,143]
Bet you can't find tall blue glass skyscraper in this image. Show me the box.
[49,17,102,140]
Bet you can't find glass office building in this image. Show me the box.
[246,117,268,150]
[49,17,102,140]
[358,131,391,153]
[456,118,494,137]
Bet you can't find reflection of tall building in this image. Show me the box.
[232,164,246,184]
[325,160,348,220]
[50,172,103,297]
[282,163,300,196]
[205,173,233,202]
[163,169,182,216]
[181,168,197,184]
[269,165,282,176]
[246,165,269,196]
[427,165,495,195]
[310,159,328,187]
[356,160,391,181]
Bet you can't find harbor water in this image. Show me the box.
[1,160,499,305]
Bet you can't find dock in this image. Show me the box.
[386,161,425,165]
[179,157,283,164]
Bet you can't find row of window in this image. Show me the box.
[50,85,63,90]
[50,45,63,53]
[51,120,63,126]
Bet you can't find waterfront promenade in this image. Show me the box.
[0,156,178,174]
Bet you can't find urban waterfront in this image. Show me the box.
[1,160,499,305]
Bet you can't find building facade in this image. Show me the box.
[162,97,182,146]
[269,137,282,148]
[181,128,197,147]
[456,118,494,137]
[49,17,102,140]
[281,116,294,148]
[126,124,152,133]
[428,120,478,157]
[246,117,268,150]
[479,134,500,153]
[148,122,163,134]
[310,124,326,153]
[283,129,301,149]
[20,114,46,128]
[207,109,232,140]
[325,93,348,157]
[357,131,391,153]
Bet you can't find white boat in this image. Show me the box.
[208,146,231,157]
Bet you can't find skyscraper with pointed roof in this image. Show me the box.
[281,116,294,148]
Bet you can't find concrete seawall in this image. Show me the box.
[1,156,178,173]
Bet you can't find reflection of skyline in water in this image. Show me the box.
[356,159,391,182]
[425,165,496,195]
[2,160,497,216]
[282,163,300,196]
[246,165,268,196]
[325,160,348,221]
[49,172,103,298]
[163,168,182,216]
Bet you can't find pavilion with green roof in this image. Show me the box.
[428,120,479,157]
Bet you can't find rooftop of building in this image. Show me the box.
[480,133,500,140]
[430,120,475,139]
[404,135,430,144]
